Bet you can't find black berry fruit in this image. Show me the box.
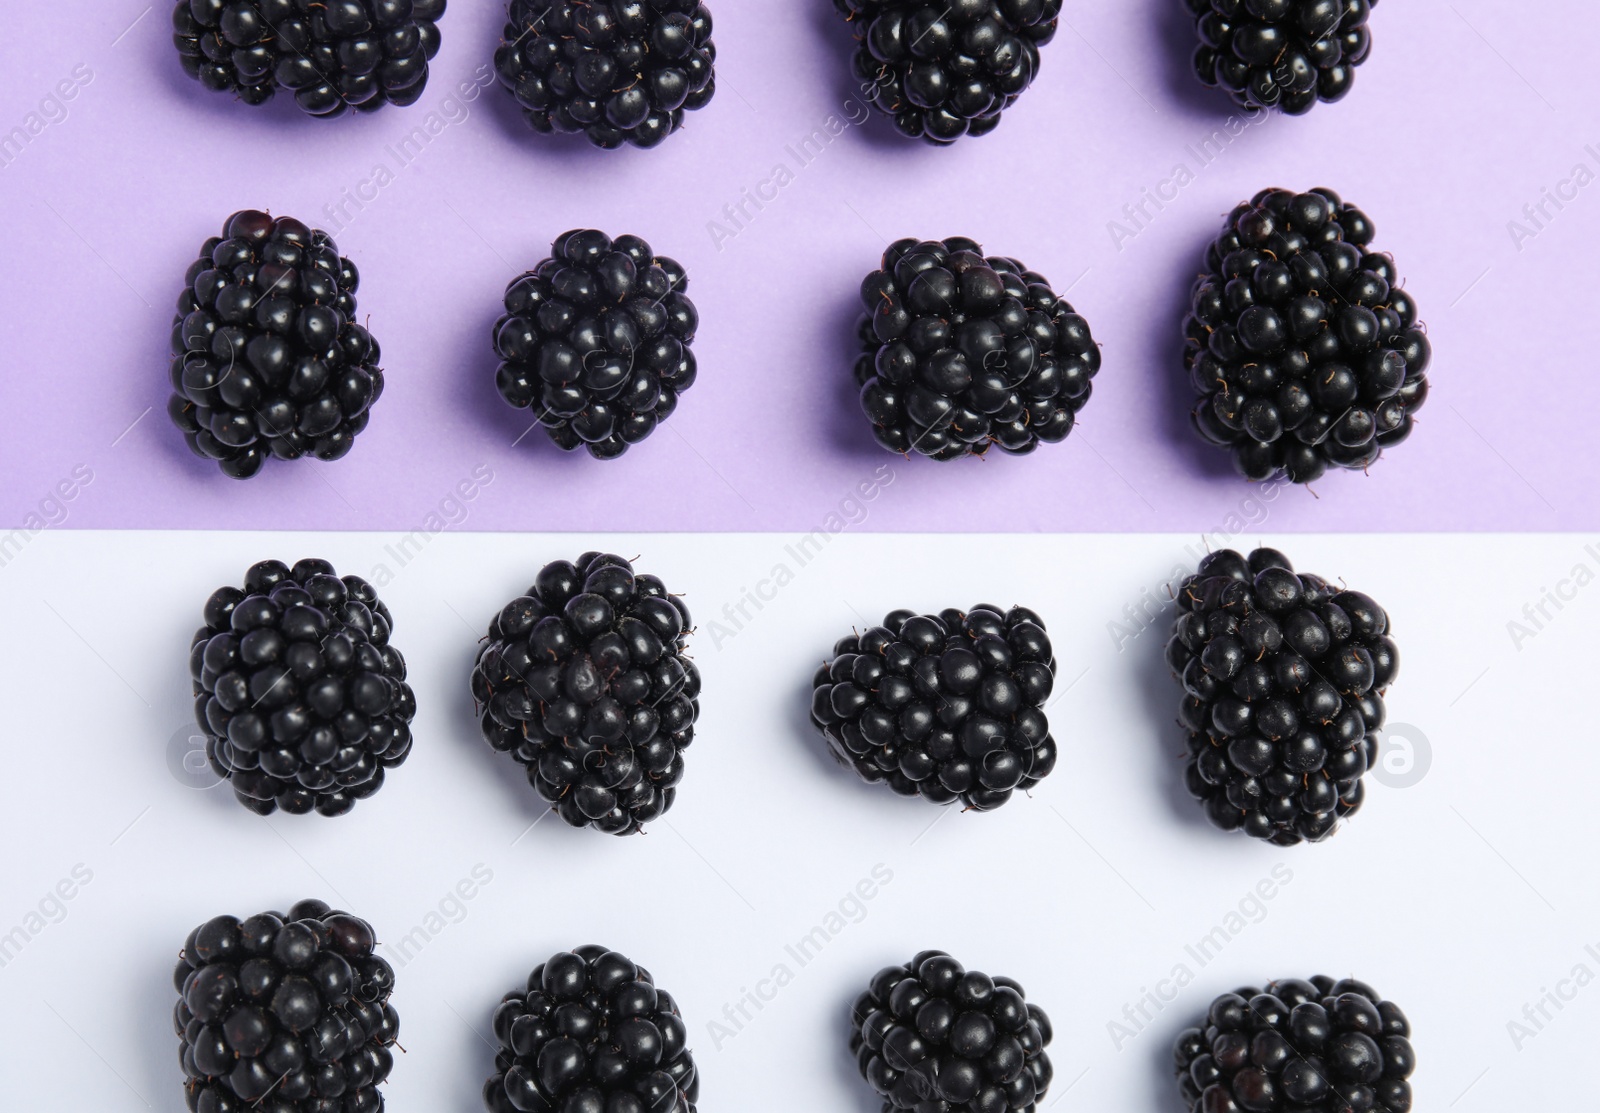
[811,604,1057,810]
[172,0,447,116]
[833,0,1061,143]
[851,951,1054,1111]
[485,946,699,1113]
[174,898,400,1113]
[472,553,699,834]
[1187,0,1379,115]
[168,210,387,479]
[191,558,417,817]
[1184,188,1430,484]
[855,237,1099,460]
[494,0,716,149]
[493,230,698,459]
[1166,547,1399,845]
[1173,976,1414,1113]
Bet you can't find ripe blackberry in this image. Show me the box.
[485,946,699,1113]
[171,1,447,116]
[167,210,387,479]
[1165,547,1399,845]
[1183,188,1430,483]
[833,0,1062,143]
[850,951,1054,1111]
[191,558,417,817]
[1173,977,1414,1113]
[472,553,699,835]
[493,230,698,459]
[1187,0,1379,115]
[855,238,1099,460]
[173,899,400,1113]
[810,604,1057,810]
[494,0,716,149]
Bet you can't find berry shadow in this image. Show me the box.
[818,282,898,460]
[803,0,932,153]
[1145,0,1237,119]
[785,673,919,811]
[133,942,185,1104]
[832,968,889,1113]
[153,49,314,129]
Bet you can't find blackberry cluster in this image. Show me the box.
[855,238,1099,460]
[168,211,386,479]
[485,946,698,1113]
[833,0,1062,143]
[1173,977,1414,1113]
[494,0,716,149]
[494,230,698,459]
[172,0,446,116]
[1166,547,1398,845]
[191,559,417,817]
[1187,0,1379,115]
[811,604,1057,810]
[174,899,400,1113]
[1184,188,1430,484]
[472,553,700,835]
[851,951,1054,1111]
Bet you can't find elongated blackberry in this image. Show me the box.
[1166,547,1399,845]
[494,0,716,149]
[472,553,699,835]
[485,946,699,1113]
[191,559,416,817]
[1184,188,1430,483]
[1173,977,1414,1113]
[174,899,399,1113]
[1188,0,1379,115]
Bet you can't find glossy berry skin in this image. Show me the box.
[494,0,716,149]
[174,899,400,1113]
[191,559,417,817]
[1184,188,1430,484]
[855,237,1100,460]
[1166,547,1399,845]
[472,553,700,835]
[812,604,1057,810]
[484,945,698,1113]
[494,230,698,459]
[1186,0,1379,115]
[833,0,1061,143]
[1173,976,1414,1113]
[171,0,447,116]
[851,951,1054,1111]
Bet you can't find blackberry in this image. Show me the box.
[850,951,1054,1111]
[833,0,1062,143]
[1173,977,1414,1113]
[190,558,417,817]
[167,210,386,479]
[810,604,1057,810]
[173,899,400,1113]
[1183,188,1430,483]
[855,238,1099,460]
[172,1,447,116]
[471,553,699,835]
[494,0,716,149]
[485,946,699,1113]
[1187,0,1379,115]
[493,230,698,459]
[1165,547,1399,845]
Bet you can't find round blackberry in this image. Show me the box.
[173,898,400,1113]
[1187,0,1379,115]
[1165,546,1399,845]
[855,238,1099,460]
[494,0,716,149]
[191,558,417,817]
[472,553,699,835]
[851,951,1054,1111]
[171,1,447,116]
[1184,188,1430,484]
[485,946,699,1113]
[493,230,698,459]
[167,210,386,479]
[1173,976,1414,1113]
[810,604,1057,810]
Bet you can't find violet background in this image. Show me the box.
[0,0,1594,533]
